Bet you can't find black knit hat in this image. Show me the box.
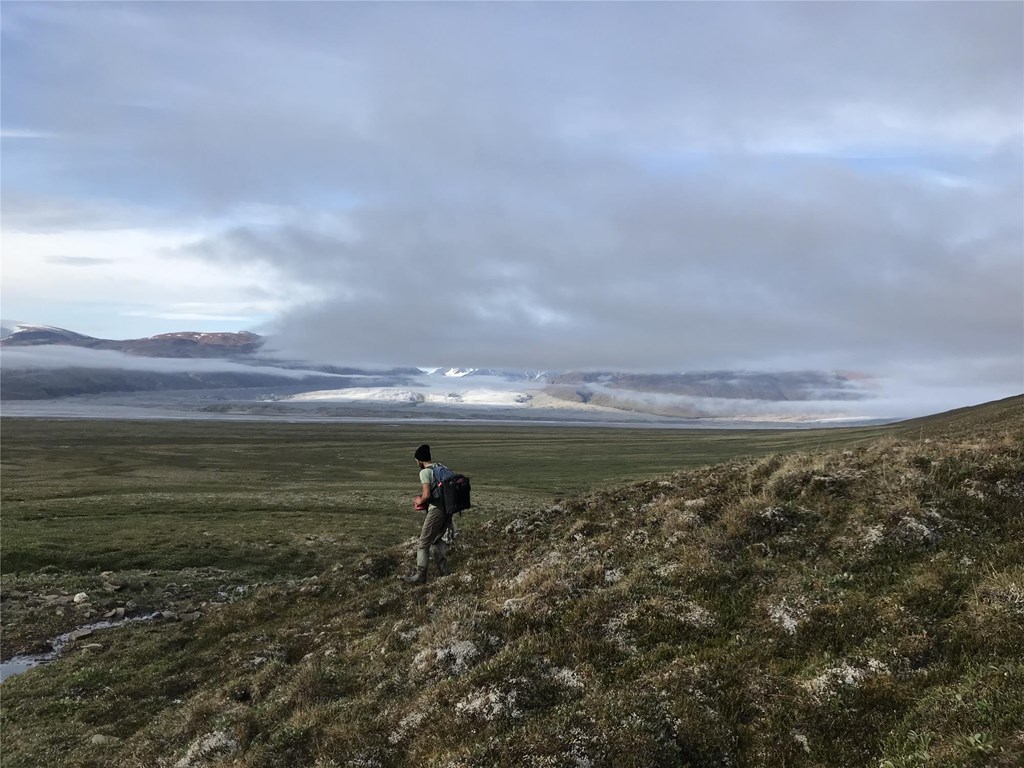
[414,444,431,462]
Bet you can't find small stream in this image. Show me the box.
[1,613,160,683]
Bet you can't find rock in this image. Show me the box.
[102,582,124,592]
[73,592,90,604]
[90,734,121,746]
[68,628,94,641]
[174,731,238,767]
[81,643,104,652]
[181,612,202,621]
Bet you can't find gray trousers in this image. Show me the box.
[417,506,448,549]
[417,506,451,571]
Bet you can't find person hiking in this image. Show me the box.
[407,444,456,584]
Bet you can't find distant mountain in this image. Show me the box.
[547,370,867,402]
[0,322,96,346]
[427,368,549,382]
[1,322,263,358]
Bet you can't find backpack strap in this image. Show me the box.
[428,463,447,495]
[430,464,458,517]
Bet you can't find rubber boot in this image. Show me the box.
[433,541,450,577]
[405,548,429,584]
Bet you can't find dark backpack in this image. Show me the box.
[430,463,472,516]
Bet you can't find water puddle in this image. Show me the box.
[1,656,46,681]
[1,613,160,683]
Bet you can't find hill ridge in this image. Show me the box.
[334,398,1023,766]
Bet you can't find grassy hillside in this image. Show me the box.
[1,398,1021,766]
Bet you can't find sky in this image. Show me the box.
[2,1,1022,401]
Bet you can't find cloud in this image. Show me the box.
[120,309,263,323]
[1,2,1021,401]
[46,255,115,267]
[0,225,318,338]
[0,129,60,139]
[239,158,1021,386]
[0,344,337,378]
[4,3,1020,205]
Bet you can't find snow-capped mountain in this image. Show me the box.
[428,367,549,382]
[0,321,97,345]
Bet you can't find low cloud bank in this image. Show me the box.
[0,345,343,380]
[581,383,1019,422]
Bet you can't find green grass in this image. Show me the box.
[1,397,1021,767]
[1,418,886,575]
[0,418,884,656]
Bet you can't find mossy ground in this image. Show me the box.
[1,398,1021,767]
